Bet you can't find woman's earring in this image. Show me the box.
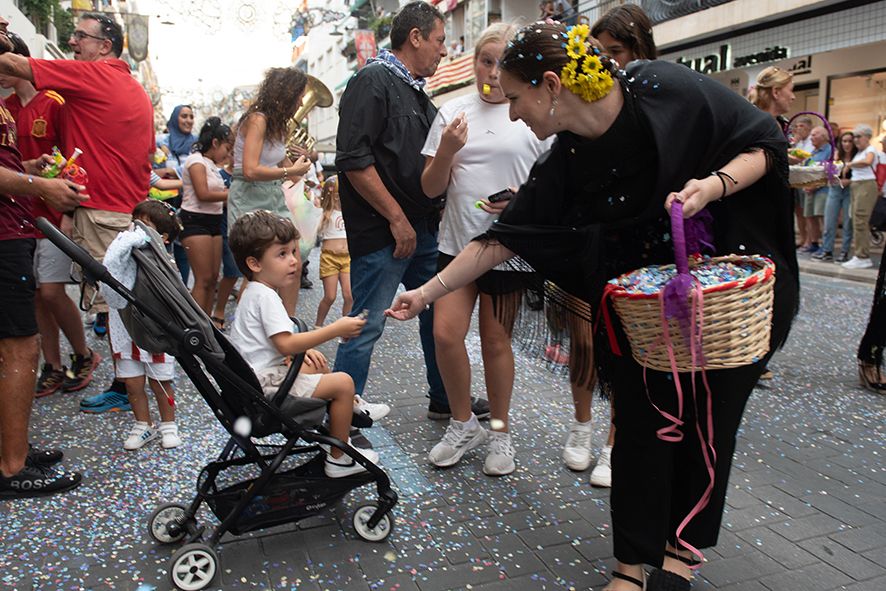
[549,96,558,117]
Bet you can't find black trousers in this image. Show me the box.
[858,254,886,367]
[610,352,766,567]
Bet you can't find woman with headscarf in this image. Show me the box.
[387,21,798,590]
[161,105,197,282]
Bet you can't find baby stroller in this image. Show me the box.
[36,218,397,591]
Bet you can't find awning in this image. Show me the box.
[425,53,474,95]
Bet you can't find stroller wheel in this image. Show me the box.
[169,543,219,591]
[148,503,189,544]
[353,504,393,542]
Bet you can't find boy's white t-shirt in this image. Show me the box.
[421,94,553,258]
[850,145,878,181]
[181,152,225,215]
[229,282,293,373]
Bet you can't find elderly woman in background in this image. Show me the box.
[842,124,879,270]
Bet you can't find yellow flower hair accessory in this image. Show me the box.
[561,25,614,103]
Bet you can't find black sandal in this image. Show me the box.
[611,570,646,590]
[647,568,690,591]
[664,550,700,567]
[211,316,226,330]
[858,361,886,393]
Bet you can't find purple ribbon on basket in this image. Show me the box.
[662,202,713,353]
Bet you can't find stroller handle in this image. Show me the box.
[35,216,113,286]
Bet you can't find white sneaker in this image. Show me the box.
[563,420,592,471]
[355,395,391,421]
[842,256,873,269]
[123,422,159,450]
[484,431,516,476]
[589,445,612,487]
[158,421,182,449]
[324,447,380,478]
[428,416,487,467]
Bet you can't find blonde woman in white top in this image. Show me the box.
[419,23,553,476]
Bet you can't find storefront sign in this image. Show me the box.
[783,55,813,76]
[676,44,730,74]
[733,46,789,68]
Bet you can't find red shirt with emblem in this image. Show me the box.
[30,57,153,214]
[6,90,66,230]
[0,96,35,241]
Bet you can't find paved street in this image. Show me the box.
[1,258,884,591]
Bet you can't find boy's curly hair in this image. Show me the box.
[229,210,300,280]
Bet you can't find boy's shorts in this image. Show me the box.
[116,357,176,381]
[257,364,322,398]
[34,237,74,285]
[319,250,350,278]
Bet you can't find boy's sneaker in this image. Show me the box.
[35,364,66,398]
[123,422,159,450]
[427,397,491,420]
[62,350,101,392]
[26,444,64,467]
[563,420,593,471]
[93,311,108,337]
[843,256,873,269]
[428,416,487,467]
[0,464,82,499]
[80,381,130,413]
[324,447,379,478]
[158,422,182,449]
[811,250,833,262]
[589,445,612,488]
[837,252,851,263]
[483,431,516,476]
[355,395,390,421]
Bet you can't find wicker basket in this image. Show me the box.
[789,164,828,190]
[606,204,776,372]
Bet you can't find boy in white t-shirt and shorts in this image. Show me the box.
[228,210,384,478]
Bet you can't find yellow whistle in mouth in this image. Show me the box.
[482,84,491,95]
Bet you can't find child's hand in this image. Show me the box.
[332,315,366,338]
[303,349,329,371]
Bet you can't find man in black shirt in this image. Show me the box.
[334,2,488,420]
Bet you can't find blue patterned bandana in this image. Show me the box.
[366,48,426,91]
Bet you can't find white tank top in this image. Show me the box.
[233,116,286,169]
[319,210,347,240]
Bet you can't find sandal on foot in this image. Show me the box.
[858,361,886,393]
[609,570,646,590]
[647,568,690,591]
[665,550,700,568]
[211,316,226,330]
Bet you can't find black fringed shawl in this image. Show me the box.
[482,60,799,390]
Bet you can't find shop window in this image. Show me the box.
[827,69,886,141]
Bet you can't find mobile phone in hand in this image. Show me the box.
[487,189,514,203]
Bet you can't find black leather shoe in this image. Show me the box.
[27,444,63,467]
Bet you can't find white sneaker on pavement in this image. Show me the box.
[123,422,159,450]
[158,421,182,449]
[324,447,380,478]
[590,445,612,487]
[355,395,390,421]
[428,415,487,467]
[484,431,516,476]
[563,419,592,471]
[842,256,873,269]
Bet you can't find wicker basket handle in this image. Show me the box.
[670,200,689,275]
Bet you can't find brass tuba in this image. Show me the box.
[286,74,334,156]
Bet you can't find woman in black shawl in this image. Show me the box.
[386,22,798,590]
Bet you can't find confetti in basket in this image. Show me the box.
[602,202,775,373]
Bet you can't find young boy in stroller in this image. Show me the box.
[227,210,386,478]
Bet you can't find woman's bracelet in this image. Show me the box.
[282,167,289,179]
[710,170,738,200]
[419,285,430,311]
[436,272,453,292]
